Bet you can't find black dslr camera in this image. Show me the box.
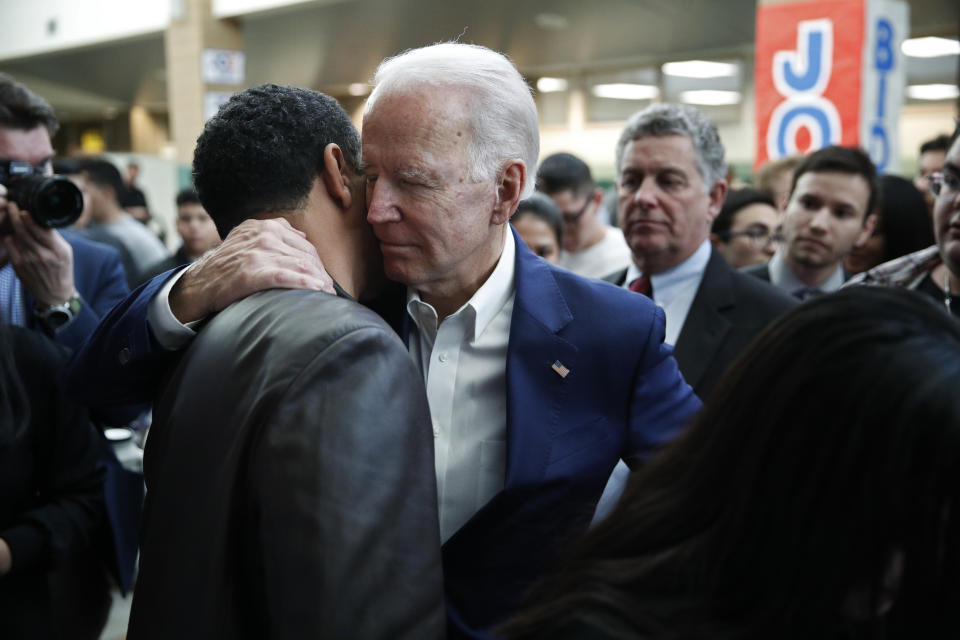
[0,160,83,230]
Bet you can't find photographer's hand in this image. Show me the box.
[0,187,77,306]
[169,217,334,324]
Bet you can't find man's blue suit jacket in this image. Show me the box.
[67,228,701,637]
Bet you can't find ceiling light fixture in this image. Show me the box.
[662,60,738,78]
[591,83,659,100]
[901,37,960,58]
[537,77,569,93]
[906,84,960,100]
[680,90,741,105]
[534,13,569,30]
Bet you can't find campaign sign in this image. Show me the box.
[860,0,909,173]
[755,0,908,172]
[755,0,864,169]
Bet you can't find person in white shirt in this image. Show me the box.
[536,152,631,280]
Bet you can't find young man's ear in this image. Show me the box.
[321,143,352,210]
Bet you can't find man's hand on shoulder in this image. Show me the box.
[169,217,334,324]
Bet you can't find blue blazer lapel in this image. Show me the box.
[505,228,578,488]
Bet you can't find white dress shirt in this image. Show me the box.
[148,268,200,350]
[620,239,711,346]
[767,248,845,296]
[407,231,515,543]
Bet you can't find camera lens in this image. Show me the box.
[6,175,83,228]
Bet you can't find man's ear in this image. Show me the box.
[492,160,526,225]
[321,143,352,211]
[706,179,728,221]
[854,213,878,248]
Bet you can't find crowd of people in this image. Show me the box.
[0,40,958,640]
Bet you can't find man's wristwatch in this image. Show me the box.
[34,294,83,332]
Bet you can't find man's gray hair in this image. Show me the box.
[615,103,727,190]
[365,42,540,198]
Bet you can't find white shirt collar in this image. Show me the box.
[407,229,516,343]
[768,248,845,294]
[624,239,712,305]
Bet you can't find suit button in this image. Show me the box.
[118,347,131,365]
[438,351,448,363]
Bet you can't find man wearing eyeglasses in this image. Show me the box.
[605,103,795,398]
[535,152,631,279]
[847,126,960,316]
[710,188,782,269]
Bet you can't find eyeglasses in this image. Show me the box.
[716,228,783,248]
[561,197,595,225]
[929,171,960,198]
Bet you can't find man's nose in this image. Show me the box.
[365,180,401,224]
[809,207,831,231]
[631,178,659,209]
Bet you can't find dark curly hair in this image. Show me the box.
[192,84,361,237]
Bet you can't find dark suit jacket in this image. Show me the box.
[69,230,702,639]
[24,232,129,352]
[741,261,772,283]
[127,289,445,640]
[741,261,852,296]
[607,249,797,398]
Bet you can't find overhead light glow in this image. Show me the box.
[348,83,369,96]
[535,13,569,30]
[901,37,960,58]
[591,83,659,101]
[662,60,738,78]
[680,90,741,105]
[537,77,569,93]
[906,84,960,101]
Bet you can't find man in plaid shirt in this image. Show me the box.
[847,125,959,316]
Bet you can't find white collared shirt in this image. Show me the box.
[621,239,711,346]
[407,231,516,543]
[767,248,845,296]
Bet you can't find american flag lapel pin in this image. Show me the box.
[551,360,570,379]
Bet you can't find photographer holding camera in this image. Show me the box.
[0,73,128,352]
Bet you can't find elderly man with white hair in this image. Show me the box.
[70,43,701,638]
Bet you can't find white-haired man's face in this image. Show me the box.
[361,89,511,301]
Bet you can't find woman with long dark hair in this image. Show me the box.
[503,287,960,639]
[0,324,105,638]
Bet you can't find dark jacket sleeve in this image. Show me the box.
[248,325,446,640]
[66,267,185,408]
[1,331,106,575]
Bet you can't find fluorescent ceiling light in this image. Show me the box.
[901,37,960,58]
[907,84,960,101]
[591,83,659,100]
[662,60,738,78]
[680,90,741,105]
[537,77,569,93]
[347,83,369,96]
[535,13,568,30]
